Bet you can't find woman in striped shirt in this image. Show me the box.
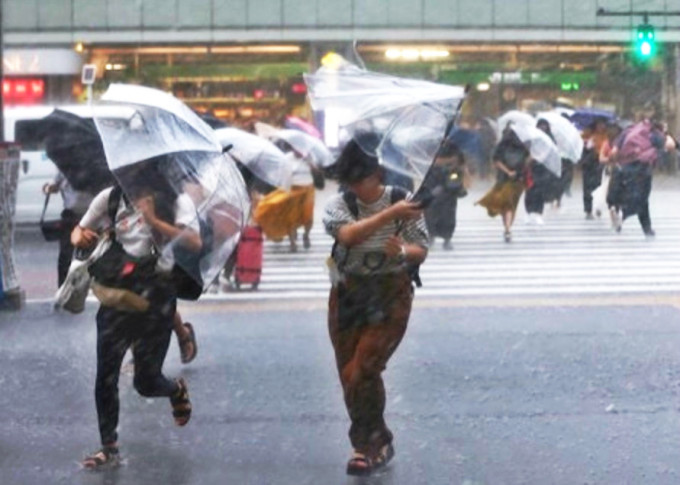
[323,133,429,476]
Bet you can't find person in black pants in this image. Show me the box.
[72,165,198,469]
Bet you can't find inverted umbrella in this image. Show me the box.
[536,111,584,162]
[254,122,334,168]
[94,84,250,291]
[14,108,117,194]
[214,127,294,190]
[304,59,466,195]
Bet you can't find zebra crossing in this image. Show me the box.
[204,202,680,301]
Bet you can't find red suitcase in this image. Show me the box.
[234,225,263,289]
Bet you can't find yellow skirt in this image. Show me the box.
[253,185,315,241]
[476,180,524,217]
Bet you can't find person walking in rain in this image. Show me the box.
[42,170,94,286]
[524,119,560,225]
[323,133,429,476]
[423,141,468,249]
[581,117,608,219]
[71,161,196,469]
[476,123,530,242]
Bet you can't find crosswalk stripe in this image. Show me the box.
[208,204,680,300]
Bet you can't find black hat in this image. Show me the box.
[332,131,381,184]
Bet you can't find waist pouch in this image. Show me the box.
[88,240,158,292]
[337,272,410,329]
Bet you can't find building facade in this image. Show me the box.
[4,0,680,128]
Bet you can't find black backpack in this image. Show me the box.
[331,186,422,287]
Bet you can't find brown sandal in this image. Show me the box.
[179,323,197,364]
[170,377,192,426]
[81,445,120,470]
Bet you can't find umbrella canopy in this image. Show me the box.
[508,123,562,176]
[94,84,250,291]
[284,115,322,139]
[304,59,466,193]
[497,110,535,136]
[14,108,118,194]
[615,120,663,165]
[214,127,294,190]
[570,107,616,131]
[254,122,334,168]
[536,111,584,162]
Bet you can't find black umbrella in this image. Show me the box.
[15,109,115,194]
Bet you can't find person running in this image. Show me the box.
[72,162,196,469]
[476,124,530,242]
[323,133,428,476]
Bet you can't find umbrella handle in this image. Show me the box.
[222,144,234,153]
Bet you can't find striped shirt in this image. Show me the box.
[323,186,429,276]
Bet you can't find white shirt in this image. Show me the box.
[288,153,314,186]
[80,186,199,270]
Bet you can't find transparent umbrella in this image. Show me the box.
[509,123,562,176]
[536,111,584,162]
[304,59,466,195]
[254,122,334,168]
[93,84,251,291]
[497,110,535,135]
[214,127,294,190]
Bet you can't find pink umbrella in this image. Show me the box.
[616,120,663,165]
[284,115,322,139]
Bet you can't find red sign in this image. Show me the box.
[3,78,45,105]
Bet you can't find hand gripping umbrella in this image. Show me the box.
[93,84,251,292]
[254,122,334,168]
[536,111,584,163]
[304,59,467,198]
[213,127,294,191]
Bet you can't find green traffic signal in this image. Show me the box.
[635,24,656,59]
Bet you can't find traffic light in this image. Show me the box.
[635,24,656,59]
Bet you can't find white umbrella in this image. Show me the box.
[497,110,535,136]
[536,111,584,162]
[510,123,562,176]
[214,127,294,190]
[94,84,250,292]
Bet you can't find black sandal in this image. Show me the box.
[81,445,120,470]
[170,377,192,426]
[179,323,197,364]
[346,452,374,476]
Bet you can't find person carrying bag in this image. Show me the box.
[71,168,200,470]
[323,133,429,477]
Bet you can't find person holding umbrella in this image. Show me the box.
[72,161,196,469]
[477,123,530,242]
[324,133,429,476]
[581,117,608,219]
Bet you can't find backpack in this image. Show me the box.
[331,186,422,287]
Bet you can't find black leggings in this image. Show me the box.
[94,284,178,445]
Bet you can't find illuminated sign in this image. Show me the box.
[3,78,45,105]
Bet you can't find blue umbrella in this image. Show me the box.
[570,108,616,130]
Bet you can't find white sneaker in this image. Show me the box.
[534,214,545,225]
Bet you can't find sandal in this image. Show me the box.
[170,377,192,426]
[346,451,374,476]
[81,445,120,470]
[373,443,395,470]
[179,323,197,364]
